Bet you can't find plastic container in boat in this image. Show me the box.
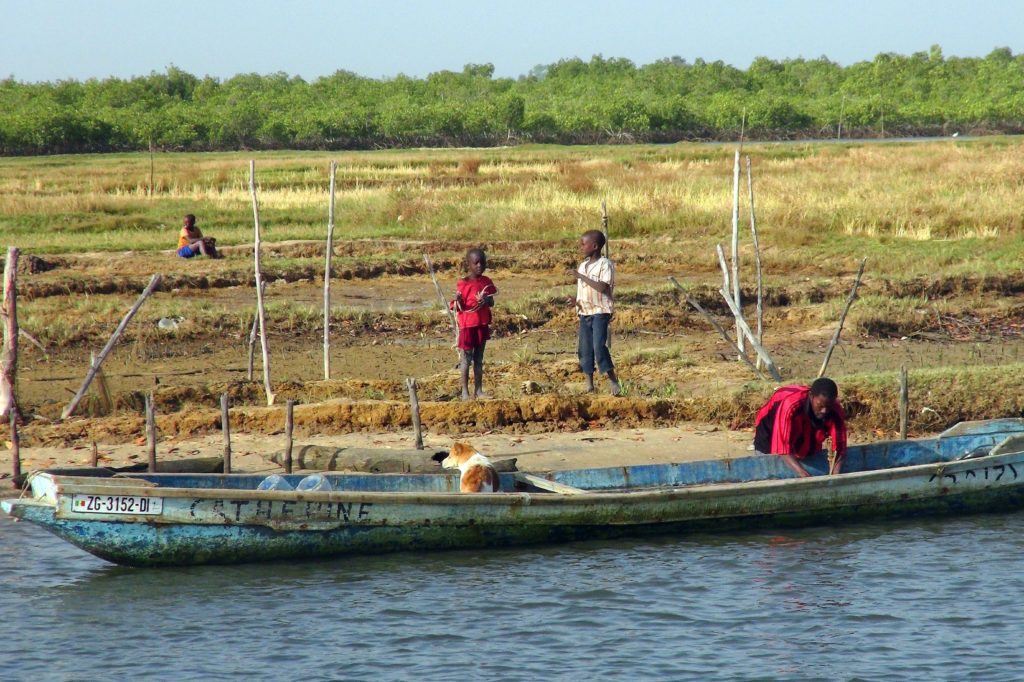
[296,474,333,492]
[257,474,294,491]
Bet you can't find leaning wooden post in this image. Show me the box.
[715,243,731,294]
[284,399,294,474]
[145,391,157,473]
[221,393,232,474]
[899,366,909,440]
[63,273,161,419]
[818,257,867,379]
[406,377,423,450]
[323,160,337,380]
[719,286,782,381]
[92,351,113,414]
[746,156,764,351]
[249,160,274,405]
[730,149,743,354]
[669,277,767,381]
[90,441,98,467]
[1,248,18,483]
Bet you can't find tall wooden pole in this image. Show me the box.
[730,149,742,354]
[323,160,336,380]
[284,399,294,474]
[249,160,274,405]
[221,392,232,474]
[746,156,764,351]
[63,273,161,419]
[2,248,19,484]
[601,200,612,349]
[145,391,157,473]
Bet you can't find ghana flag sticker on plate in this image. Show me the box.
[72,494,163,515]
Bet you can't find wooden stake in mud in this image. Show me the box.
[1,247,18,483]
[818,257,867,379]
[406,377,423,450]
[899,366,909,440]
[730,150,743,354]
[91,441,98,468]
[746,156,764,353]
[145,391,157,473]
[249,160,275,406]
[63,273,161,420]
[221,392,232,474]
[668,277,767,381]
[424,254,458,346]
[323,160,337,380]
[284,399,295,474]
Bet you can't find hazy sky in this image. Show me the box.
[2,0,1021,82]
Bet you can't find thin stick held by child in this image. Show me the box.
[451,248,497,400]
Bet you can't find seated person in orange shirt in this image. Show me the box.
[177,214,220,259]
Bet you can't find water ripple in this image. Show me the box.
[4,511,1024,680]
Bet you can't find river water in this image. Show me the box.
[2,510,1023,681]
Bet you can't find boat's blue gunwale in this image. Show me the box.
[48,448,1023,504]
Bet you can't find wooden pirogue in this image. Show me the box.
[5,419,1024,567]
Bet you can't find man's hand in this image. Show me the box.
[781,454,812,478]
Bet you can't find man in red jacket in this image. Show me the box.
[753,378,847,477]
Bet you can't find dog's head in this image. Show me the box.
[441,441,479,469]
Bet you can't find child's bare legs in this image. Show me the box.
[473,343,488,398]
[459,350,471,400]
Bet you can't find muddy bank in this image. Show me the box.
[22,364,1024,448]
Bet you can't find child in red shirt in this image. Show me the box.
[451,248,497,400]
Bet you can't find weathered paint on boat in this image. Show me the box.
[5,419,1024,567]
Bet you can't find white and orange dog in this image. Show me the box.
[441,442,500,493]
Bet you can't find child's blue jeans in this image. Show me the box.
[578,313,614,375]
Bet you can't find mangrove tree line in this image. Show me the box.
[2,46,1023,154]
